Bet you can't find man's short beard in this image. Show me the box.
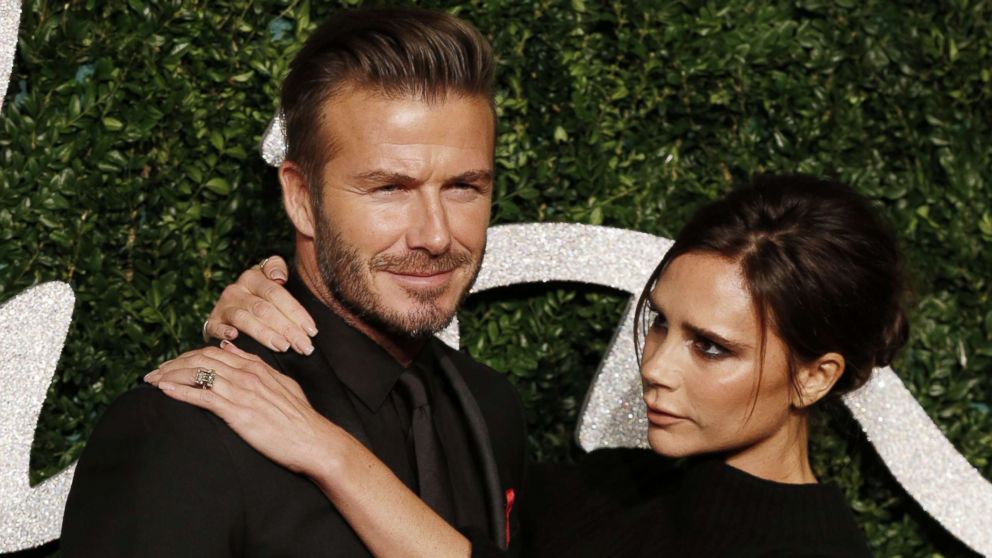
[313,215,482,339]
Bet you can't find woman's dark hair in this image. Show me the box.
[635,174,909,404]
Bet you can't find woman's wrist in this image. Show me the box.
[303,417,358,485]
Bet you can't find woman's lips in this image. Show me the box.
[645,405,688,427]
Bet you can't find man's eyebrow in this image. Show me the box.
[351,170,417,184]
[447,169,493,184]
[350,169,494,184]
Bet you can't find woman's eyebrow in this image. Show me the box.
[682,321,752,352]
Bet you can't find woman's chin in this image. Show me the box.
[647,430,697,458]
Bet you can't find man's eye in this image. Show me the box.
[694,337,730,359]
[376,184,401,193]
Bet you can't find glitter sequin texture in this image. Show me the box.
[845,368,992,554]
[436,223,672,452]
[0,283,77,552]
[260,114,286,167]
[0,0,20,113]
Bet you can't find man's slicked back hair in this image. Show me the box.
[280,7,496,183]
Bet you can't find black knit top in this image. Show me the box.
[474,448,872,557]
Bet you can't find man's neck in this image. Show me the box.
[295,253,425,367]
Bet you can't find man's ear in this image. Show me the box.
[280,161,316,238]
[792,352,845,409]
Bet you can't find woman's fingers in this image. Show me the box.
[232,300,313,355]
[259,255,289,283]
[203,317,238,342]
[150,346,306,411]
[205,262,318,355]
[149,365,238,398]
[238,261,317,336]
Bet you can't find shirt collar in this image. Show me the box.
[285,273,434,412]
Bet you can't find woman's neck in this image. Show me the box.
[722,412,816,484]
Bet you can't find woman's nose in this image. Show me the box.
[640,336,684,390]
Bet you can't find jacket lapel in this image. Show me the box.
[431,342,507,551]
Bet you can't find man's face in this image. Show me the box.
[310,89,494,338]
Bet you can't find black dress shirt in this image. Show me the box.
[285,275,490,529]
[62,274,526,557]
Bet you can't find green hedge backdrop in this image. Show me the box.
[3,0,991,556]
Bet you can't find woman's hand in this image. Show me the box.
[144,342,335,475]
[145,343,471,557]
[203,255,318,356]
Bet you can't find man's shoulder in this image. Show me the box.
[90,383,234,446]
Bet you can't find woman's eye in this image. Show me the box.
[648,309,667,332]
[694,337,730,359]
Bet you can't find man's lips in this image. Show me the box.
[383,269,455,288]
[645,404,688,427]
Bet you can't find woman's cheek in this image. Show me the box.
[690,360,756,430]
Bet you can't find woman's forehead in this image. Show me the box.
[653,253,756,330]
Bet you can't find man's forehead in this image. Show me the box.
[319,82,493,118]
[316,88,495,170]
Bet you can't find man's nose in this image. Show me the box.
[406,189,452,255]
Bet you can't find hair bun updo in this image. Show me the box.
[637,173,910,403]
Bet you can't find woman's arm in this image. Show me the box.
[145,343,471,558]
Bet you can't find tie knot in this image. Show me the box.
[397,368,430,409]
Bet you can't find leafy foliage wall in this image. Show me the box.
[2,1,991,556]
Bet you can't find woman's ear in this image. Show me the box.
[792,353,845,409]
[280,161,316,239]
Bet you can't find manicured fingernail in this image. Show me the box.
[144,370,158,382]
[303,344,314,355]
[305,326,318,337]
[271,270,287,281]
[223,328,237,340]
[158,382,176,392]
[276,339,291,352]
[219,339,230,349]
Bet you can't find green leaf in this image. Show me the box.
[102,117,124,131]
[204,177,231,195]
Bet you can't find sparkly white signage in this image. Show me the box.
[0,0,20,113]
[0,283,76,552]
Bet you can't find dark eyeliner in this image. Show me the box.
[694,335,731,359]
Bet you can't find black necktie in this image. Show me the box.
[397,368,455,522]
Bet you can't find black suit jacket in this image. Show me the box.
[62,320,526,556]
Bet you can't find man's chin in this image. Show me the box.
[376,300,458,339]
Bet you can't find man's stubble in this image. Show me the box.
[313,209,484,339]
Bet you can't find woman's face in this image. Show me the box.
[640,252,801,470]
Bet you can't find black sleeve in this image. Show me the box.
[61,385,245,557]
[459,527,507,558]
